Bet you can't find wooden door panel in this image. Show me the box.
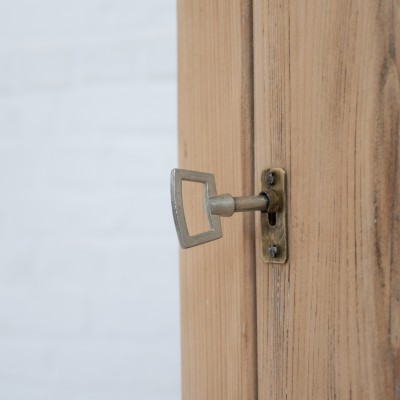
[178,0,399,398]
[178,1,256,399]
[254,0,400,399]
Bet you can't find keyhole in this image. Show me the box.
[268,212,277,226]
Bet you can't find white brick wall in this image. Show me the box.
[0,1,179,399]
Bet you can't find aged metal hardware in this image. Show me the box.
[170,169,222,249]
[170,168,287,263]
[260,168,287,263]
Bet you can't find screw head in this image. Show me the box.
[268,244,278,258]
[267,171,275,186]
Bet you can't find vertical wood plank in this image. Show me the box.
[254,0,400,399]
[178,1,257,399]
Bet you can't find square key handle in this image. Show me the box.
[170,169,222,248]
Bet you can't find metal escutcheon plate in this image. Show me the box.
[261,168,288,263]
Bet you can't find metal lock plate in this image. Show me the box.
[261,168,288,263]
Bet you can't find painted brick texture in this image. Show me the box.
[0,1,179,399]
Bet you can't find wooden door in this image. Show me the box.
[178,2,257,399]
[178,0,400,399]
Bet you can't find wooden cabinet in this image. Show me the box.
[178,1,400,399]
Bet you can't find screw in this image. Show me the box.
[267,171,275,186]
[268,244,278,258]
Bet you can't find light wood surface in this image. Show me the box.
[178,1,257,399]
[254,0,400,399]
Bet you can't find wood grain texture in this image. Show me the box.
[254,0,400,399]
[178,1,257,399]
